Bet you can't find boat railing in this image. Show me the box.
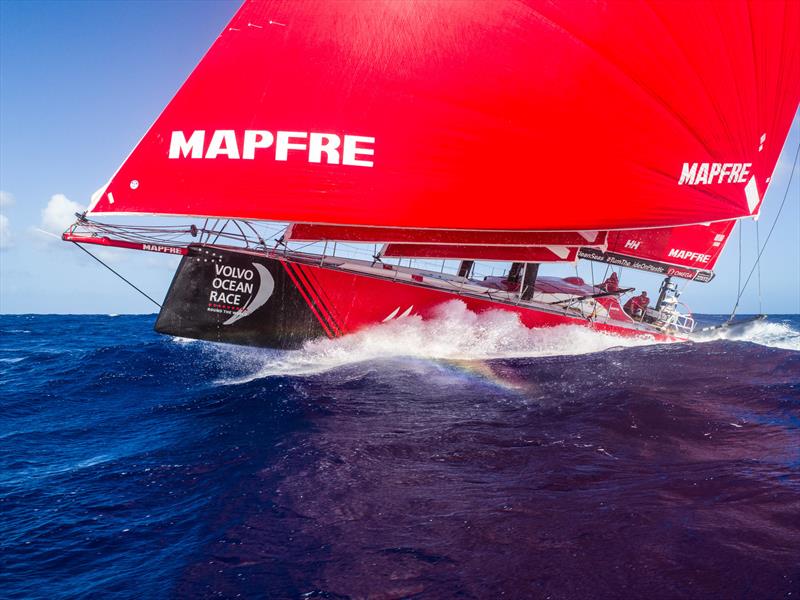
[670,313,695,334]
[647,306,695,335]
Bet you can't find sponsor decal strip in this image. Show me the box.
[288,262,343,337]
[279,261,335,338]
[578,248,715,282]
[293,264,346,336]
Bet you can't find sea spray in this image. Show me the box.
[208,306,800,382]
[215,300,661,381]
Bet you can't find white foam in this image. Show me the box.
[696,319,800,351]
[220,300,659,382]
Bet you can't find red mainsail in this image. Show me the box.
[286,224,606,247]
[88,0,800,231]
[380,244,578,262]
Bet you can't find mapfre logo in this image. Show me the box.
[169,130,375,167]
[142,243,183,255]
[678,162,751,185]
[667,248,711,264]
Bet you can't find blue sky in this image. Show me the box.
[0,0,798,315]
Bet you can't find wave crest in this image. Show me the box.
[696,318,800,351]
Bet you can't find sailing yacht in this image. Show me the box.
[64,0,800,348]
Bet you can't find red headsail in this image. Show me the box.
[577,220,739,281]
[88,0,800,231]
[604,221,737,271]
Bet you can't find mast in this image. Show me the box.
[457,260,474,279]
[507,262,524,284]
[520,263,539,301]
[655,277,676,311]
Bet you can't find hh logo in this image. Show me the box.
[624,240,641,250]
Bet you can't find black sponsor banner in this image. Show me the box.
[155,245,326,348]
[578,248,715,282]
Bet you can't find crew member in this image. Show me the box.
[624,291,650,319]
[599,272,619,292]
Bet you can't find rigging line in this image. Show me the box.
[729,142,800,321]
[209,220,229,245]
[737,219,742,299]
[231,220,249,248]
[755,218,763,314]
[71,242,162,308]
[240,220,269,247]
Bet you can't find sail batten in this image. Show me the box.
[87,0,800,232]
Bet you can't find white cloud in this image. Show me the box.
[41,194,86,235]
[92,247,127,266]
[144,254,182,270]
[0,191,14,207]
[0,214,10,249]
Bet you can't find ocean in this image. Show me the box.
[1,309,798,599]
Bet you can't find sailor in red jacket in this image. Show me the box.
[624,291,650,319]
[599,272,619,292]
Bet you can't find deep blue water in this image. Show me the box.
[1,313,799,599]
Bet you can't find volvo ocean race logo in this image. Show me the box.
[207,262,274,325]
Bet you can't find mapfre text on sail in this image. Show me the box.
[168,130,375,167]
[678,162,752,185]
